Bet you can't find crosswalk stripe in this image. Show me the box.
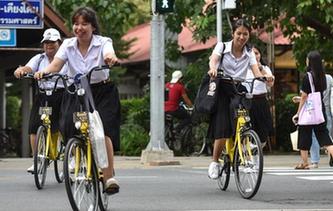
[297,176,333,180]
[266,172,333,176]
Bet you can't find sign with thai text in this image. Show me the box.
[0,0,44,29]
[0,28,16,46]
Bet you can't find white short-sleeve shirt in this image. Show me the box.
[244,65,272,94]
[26,53,68,89]
[212,40,257,80]
[55,34,115,84]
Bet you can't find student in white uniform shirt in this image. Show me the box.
[206,19,273,180]
[34,7,120,194]
[14,28,68,173]
[245,46,274,147]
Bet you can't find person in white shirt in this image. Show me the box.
[14,28,68,173]
[34,7,120,194]
[206,19,273,179]
[245,46,274,148]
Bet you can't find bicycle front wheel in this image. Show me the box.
[217,154,230,191]
[33,126,48,189]
[234,129,263,199]
[54,135,65,183]
[64,137,99,211]
[98,175,110,211]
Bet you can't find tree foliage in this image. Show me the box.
[164,0,333,71]
[47,0,149,58]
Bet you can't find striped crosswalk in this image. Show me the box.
[265,167,333,183]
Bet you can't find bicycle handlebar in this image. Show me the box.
[22,65,110,95]
[216,71,266,97]
[23,73,70,94]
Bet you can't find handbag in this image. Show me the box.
[81,77,109,169]
[290,129,299,151]
[298,72,325,125]
[194,43,225,114]
[194,74,220,114]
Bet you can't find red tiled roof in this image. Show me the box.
[120,22,291,64]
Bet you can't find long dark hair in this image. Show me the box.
[253,46,267,66]
[307,50,326,92]
[72,7,100,35]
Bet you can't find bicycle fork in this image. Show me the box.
[74,140,93,180]
[235,115,251,165]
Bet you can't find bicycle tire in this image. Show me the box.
[98,175,110,211]
[217,154,230,191]
[54,136,65,183]
[234,129,263,199]
[33,125,48,189]
[191,122,208,156]
[64,137,99,211]
[181,126,193,156]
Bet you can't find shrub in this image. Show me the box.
[120,95,150,155]
[275,93,298,151]
[120,124,149,156]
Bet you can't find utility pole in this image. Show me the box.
[216,0,236,42]
[141,0,176,165]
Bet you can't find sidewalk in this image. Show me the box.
[0,154,331,169]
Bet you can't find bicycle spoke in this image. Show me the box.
[234,130,263,199]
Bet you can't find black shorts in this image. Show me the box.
[298,120,333,150]
[28,89,64,134]
[59,82,121,151]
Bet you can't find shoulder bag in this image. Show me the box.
[81,77,109,169]
[194,43,225,114]
[298,72,325,125]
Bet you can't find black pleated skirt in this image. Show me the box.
[59,82,121,151]
[249,96,273,143]
[28,90,64,134]
[207,81,247,139]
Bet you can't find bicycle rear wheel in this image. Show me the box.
[64,137,99,211]
[54,135,65,183]
[33,126,48,189]
[217,154,230,191]
[234,129,263,199]
[191,122,209,156]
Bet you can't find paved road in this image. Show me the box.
[0,155,333,211]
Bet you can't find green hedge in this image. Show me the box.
[120,95,150,155]
[275,93,298,151]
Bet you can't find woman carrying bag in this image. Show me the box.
[292,50,333,169]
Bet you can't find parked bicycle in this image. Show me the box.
[62,66,111,211]
[165,103,211,156]
[216,72,265,199]
[23,73,65,189]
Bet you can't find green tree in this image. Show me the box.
[48,0,141,58]
[165,0,333,71]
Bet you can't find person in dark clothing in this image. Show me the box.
[292,50,333,169]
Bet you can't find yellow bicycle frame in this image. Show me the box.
[225,108,251,165]
[73,113,93,180]
[40,111,60,161]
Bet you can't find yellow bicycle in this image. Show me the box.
[216,73,265,199]
[24,73,65,189]
[62,66,110,211]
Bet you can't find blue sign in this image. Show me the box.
[0,29,16,46]
[0,0,44,29]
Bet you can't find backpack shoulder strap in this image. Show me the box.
[218,42,226,71]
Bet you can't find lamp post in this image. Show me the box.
[141,0,177,165]
[216,0,236,42]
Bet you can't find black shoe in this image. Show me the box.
[329,155,333,167]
